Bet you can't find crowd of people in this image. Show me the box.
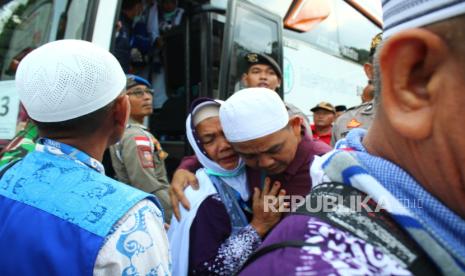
[0,0,465,275]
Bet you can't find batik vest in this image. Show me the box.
[0,150,161,275]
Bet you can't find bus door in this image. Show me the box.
[218,0,283,99]
[146,2,227,178]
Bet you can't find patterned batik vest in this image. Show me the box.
[0,150,161,275]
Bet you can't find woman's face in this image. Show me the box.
[195,116,239,170]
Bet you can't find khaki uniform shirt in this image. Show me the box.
[110,119,172,222]
[285,102,312,136]
[331,101,376,146]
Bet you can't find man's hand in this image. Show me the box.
[250,177,287,237]
[169,169,199,221]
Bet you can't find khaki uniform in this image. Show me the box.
[110,119,172,222]
[331,100,376,146]
[285,102,312,136]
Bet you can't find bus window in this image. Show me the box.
[284,0,340,57]
[210,17,225,98]
[282,0,382,120]
[247,0,293,18]
[336,0,381,64]
[219,0,283,99]
[0,0,91,144]
[284,0,331,33]
[0,0,90,81]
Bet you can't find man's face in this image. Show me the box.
[242,64,281,91]
[196,117,239,170]
[231,120,301,175]
[127,84,153,118]
[313,109,335,128]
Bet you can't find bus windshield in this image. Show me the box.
[0,0,89,81]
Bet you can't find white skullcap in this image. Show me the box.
[383,0,465,37]
[220,88,288,143]
[192,102,220,127]
[15,39,126,122]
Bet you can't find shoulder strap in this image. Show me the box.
[294,181,439,275]
[0,159,20,180]
[238,240,316,274]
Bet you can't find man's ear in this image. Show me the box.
[363,62,374,80]
[276,77,282,88]
[379,29,447,140]
[241,73,249,87]
[113,94,130,130]
[289,116,302,136]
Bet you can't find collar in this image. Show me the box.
[283,133,311,177]
[36,138,105,174]
[127,118,147,129]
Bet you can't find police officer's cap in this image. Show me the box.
[244,52,282,80]
[126,74,152,90]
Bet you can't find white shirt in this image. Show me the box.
[94,199,171,275]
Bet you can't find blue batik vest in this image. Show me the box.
[0,150,161,275]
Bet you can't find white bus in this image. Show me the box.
[0,0,382,176]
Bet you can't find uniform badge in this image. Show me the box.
[137,147,155,168]
[246,53,258,63]
[134,136,154,168]
[347,119,362,128]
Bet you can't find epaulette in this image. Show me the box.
[345,101,373,112]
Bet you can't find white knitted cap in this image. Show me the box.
[192,102,220,127]
[383,0,465,37]
[15,39,126,122]
[219,88,288,143]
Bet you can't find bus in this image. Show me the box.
[0,0,382,177]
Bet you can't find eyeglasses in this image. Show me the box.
[127,88,154,98]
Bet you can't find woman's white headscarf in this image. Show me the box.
[169,98,249,276]
[186,98,249,201]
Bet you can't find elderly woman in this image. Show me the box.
[169,98,284,275]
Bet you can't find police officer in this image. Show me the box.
[331,99,375,145]
[331,33,382,146]
[242,52,312,135]
[110,74,172,222]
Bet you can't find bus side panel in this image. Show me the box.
[283,38,366,120]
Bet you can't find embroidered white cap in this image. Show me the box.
[219,88,288,143]
[383,0,465,37]
[192,102,220,127]
[15,39,126,122]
